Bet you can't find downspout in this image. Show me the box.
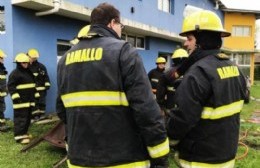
[35,0,61,16]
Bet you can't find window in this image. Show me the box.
[122,34,145,49]
[230,53,250,66]
[57,40,71,63]
[0,6,5,34]
[158,0,170,13]
[232,26,251,37]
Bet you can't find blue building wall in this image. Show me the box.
[0,0,223,119]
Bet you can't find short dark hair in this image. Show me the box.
[194,31,222,50]
[90,3,120,25]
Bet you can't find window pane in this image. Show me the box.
[158,0,163,10]
[162,0,170,12]
[0,6,5,34]
[136,37,144,48]
[57,40,71,63]
[128,35,136,47]
[243,27,250,36]
[121,34,126,40]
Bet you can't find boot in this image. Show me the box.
[0,122,10,132]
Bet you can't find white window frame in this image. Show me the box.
[158,0,170,13]
[230,53,250,67]
[232,26,251,37]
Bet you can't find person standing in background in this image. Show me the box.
[27,48,50,122]
[0,49,9,132]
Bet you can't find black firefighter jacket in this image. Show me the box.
[29,60,51,92]
[56,25,169,167]
[8,64,38,109]
[167,49,247,166]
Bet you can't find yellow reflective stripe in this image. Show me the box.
[16,83,35,89]
[45,82,51,87]
[12,93,20,99]
[0,74,6,79]
[166,86,175,91]
[179,159,235,168]
[0,92,7,97]
[201,100,244,120]
[0,119,6,123]
[13,102,34,109]
[14,134,30,140]
[36,87,46,91]
[147,138,170,158]
[67,159,150,168]
[61,91,129,107]
[33,72,38,76]
[151,78,159,82]
[35,92,40,98]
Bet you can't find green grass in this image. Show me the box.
[1,82,259,168]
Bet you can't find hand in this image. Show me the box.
[150,155,169,168]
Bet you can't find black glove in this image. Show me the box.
[150,155,169,168]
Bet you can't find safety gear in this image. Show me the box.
[150,155,169,168]
[148,67,165,94]
[0,49,6,58]
[179,10,231,37]
[156,57,166,64]
[57,25,169,167]
[172,48,188,59]
[70,25,90,45]
[14,53,30,63]
[27,48,39,58]
[167,50,247,166]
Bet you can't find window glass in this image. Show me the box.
[136,37,145,48]
[128,35,136,47]
[232,26,251,37]
[57,40,71,63]
[0,6,5,34]
[158,0,170,13]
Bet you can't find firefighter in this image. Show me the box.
[148,57,166,95]
[8,53,39,144]
[156,48,188,117]
[57,3,169,168]
[0,49,9,132]
[167,10,247,168]
[27,48,51,121]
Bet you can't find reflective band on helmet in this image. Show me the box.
[147,138,170,158]
[201,100,244,120]
[67,159,150,168]
[179,159,235,168]
[61,91,129,107]
[16,83,35,89]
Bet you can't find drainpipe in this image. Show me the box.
[36,0,61,16]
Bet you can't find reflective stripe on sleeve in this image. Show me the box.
[13,102,35,109]
[45,82,51,87]
[201,100,244,120]
[16,83,36,89]
[61,91,129,107]
[179,159,235,168]
[147,137,170,158]
[11,93,20,100]
[0,92,7,97]
[36,86,46,91]
[67,159,150,168]
[166,86,175,91]
[0,74,7,79]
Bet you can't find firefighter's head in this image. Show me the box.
[15,53,30,68]
[180,10,230,53]
[0,49,6,63]
[156,57,166,70]
[27,48,39,64]
[91,3,123,38]
[172,48,188,66]
[70,25,91,45]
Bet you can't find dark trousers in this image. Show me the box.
[0,98,6,119]
[14,107,32,136]
[37,90,47,111]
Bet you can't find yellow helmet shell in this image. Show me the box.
[70,25,90,45]
[15,53,30,63]
[156,57,166,64]
[172,48,189,59]
[0,49,6,58]
[179,10,231,37]
[27,48,39,58]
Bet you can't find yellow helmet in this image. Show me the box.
[15,53,30,63]
[27,48,39,58]
[156,57,166,64]
[70,25,90,45]
[179,10,230,37]
[172,48,189,59]
[0,49,6,58]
